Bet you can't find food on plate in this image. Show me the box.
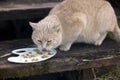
[41,55,48,58]
[34,49,42,55]
[48,52,53,55]
[21,52,36,58]
[32,57,39,61]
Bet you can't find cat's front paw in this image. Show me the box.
[95,42,102,46]
[59,45,70,51]
[95,40,103,46]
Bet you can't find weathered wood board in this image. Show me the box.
[0,39,120,79]
[0,2,58,20]
[0,1,119,20]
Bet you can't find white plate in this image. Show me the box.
[8,48,57,63]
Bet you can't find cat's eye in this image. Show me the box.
[47,40,52,45]
[47,40,52,43]
[38,40,42,44]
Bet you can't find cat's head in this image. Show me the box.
[29,15,62,50]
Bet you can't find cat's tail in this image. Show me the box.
[113,24,120,42]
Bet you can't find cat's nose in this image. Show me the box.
[42,43,46,49]
[41,42,46,49]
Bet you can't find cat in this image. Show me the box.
[29,0,120,51]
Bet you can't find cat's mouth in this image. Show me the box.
[42,48,48,52]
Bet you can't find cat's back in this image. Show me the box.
[49,0,107,15]
[49,0,109,29]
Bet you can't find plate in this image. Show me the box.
[8,48,57,63]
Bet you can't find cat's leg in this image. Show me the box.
[59,42,73,51]
[94,2,114,46]
[95,32,107,46]
[59,12,87,51]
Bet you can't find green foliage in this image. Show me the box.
[95,65,120,80]
[107,19,120,39]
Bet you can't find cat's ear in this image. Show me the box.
[29,22,37,30]
[53,24,61,33]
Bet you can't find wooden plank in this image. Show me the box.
[0,1,119,21]
[0,8,51,20]
[0,1,119,20]
[0,0,62,4]
[0,2,58,11]
[0,2,59,20]
[0,39,120,79]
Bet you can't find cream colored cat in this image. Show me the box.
[29,0,120,51]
